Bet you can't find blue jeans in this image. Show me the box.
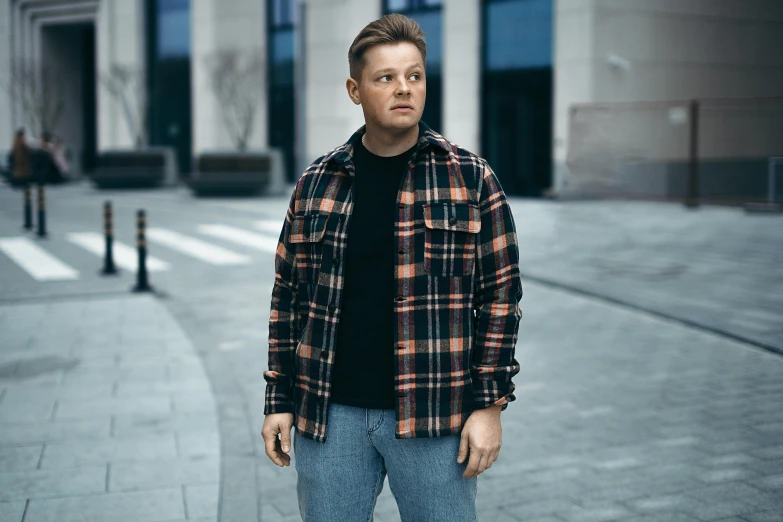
[293,402,478,522]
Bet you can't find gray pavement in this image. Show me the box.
[0,293,220,522]
[0,182,782,521]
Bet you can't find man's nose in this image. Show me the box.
[396,79,411,95]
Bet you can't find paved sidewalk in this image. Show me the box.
[0,294,220,522]
[510,199,783,354]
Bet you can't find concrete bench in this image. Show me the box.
[187,149,284,197]
[90,148,178,189]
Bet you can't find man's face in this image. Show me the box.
[348,42,426,133]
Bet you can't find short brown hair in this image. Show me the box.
[348,13,427,80]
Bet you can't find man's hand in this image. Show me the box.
[262,413,294,467]
[457,405,503,478]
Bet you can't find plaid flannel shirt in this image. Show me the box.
[264,122,522,442]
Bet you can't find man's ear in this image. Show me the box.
[346,77,361,106]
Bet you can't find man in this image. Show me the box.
[262,13,522,521]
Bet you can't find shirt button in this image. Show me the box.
[398,204,404,209]
[395,296,405,302]
[397,249,404,255]
[328,304,336,312]
[320,350,327,360]
[449,217,457,225]
[397,343,405,350]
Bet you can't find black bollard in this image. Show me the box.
[23,184,33,230]
[36,183,47,238]
[102,201,118,275]
[132,209,152,292]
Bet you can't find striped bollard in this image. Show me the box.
[36,183,47,238]
[23,184,33,230]
[102,201,118,275]
[132,209,152,292]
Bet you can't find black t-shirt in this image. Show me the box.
[330,138,417,410]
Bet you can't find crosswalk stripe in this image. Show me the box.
[253,220,283,235]
[146,228,251,265]
[197,225,278,253]
[66,232,171,272]
[0,237,79,281]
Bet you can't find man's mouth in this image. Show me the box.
[391,104,414,112]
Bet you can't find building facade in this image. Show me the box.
[2,0,782,198]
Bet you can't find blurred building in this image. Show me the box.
[1,0,781,199]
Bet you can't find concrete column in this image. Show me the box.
[302,0,381,163]
[442,0,481,154]
[0,0,12,148]
[96,0,145,150]
[553,0,596,193]
[191,0,267,154]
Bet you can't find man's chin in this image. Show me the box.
[377,117,421,132]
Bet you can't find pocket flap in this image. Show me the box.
[423,203,481,233]
[289,214,328,243]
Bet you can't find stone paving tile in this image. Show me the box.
[0,445,43,472]
[40,433,178,469]
[24,488,185,522]
[114,378,211,397]
[502,497,581,519]
[1,381,114,402]
[0,419,109,445]
[184,484,219,519]
[0,465,106,502]
[0,502,24,522]
[741,512,783,522]
[109,456,219,492]
[112,411,218,438]
[171,391,216,414]
[177,431,220,458]
[0,394,54,423]
[55,395,173,420]
[59,365,169,387]
[552,503,636,522]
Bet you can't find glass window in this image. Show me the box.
[157,0,190,58]
[410,10,441,71]
[485,0,553,70]
[273,0,296,27]
[387,0,409,11]
[271,29,294,85]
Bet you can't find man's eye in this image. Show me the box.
[410,73,420,80]
[379,75,391,82]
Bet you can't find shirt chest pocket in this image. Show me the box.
[289,213,328,287]
[423,202,481,277]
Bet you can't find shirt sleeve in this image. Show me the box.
[471,160,523,412]
[263,181,303,415]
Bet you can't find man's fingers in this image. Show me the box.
[475,454,490,477]
[457,434,469,464]
[280,425,292,454]
[263,428,284,466]
[274,438,292,466]
[262,422,292,467]
[462,448,482,478]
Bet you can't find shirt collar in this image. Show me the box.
[324,121,452,168]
